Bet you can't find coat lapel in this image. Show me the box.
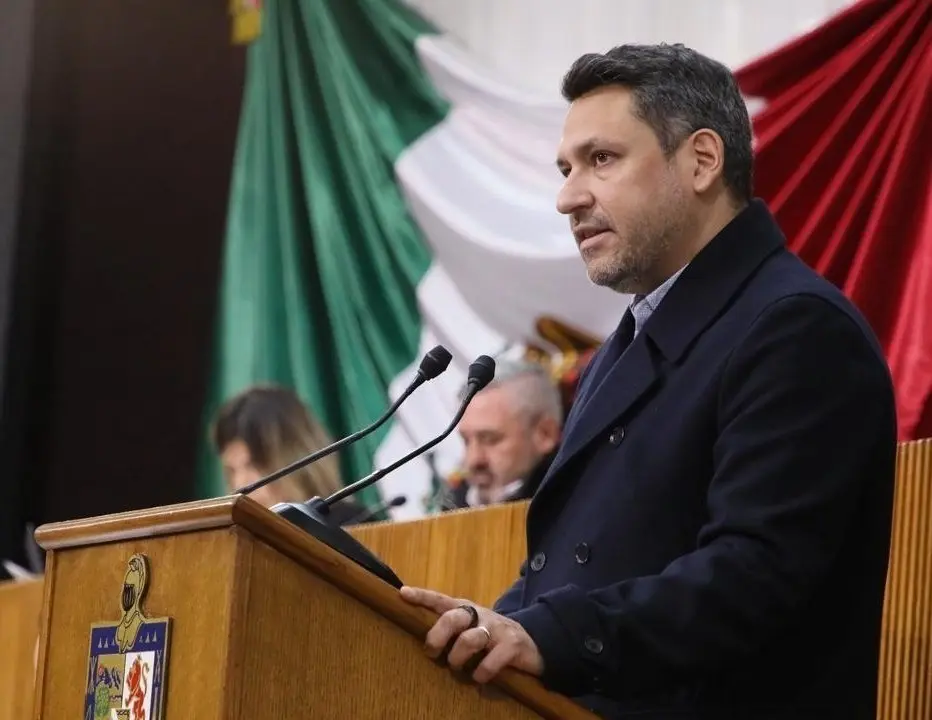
[545,337,661,484]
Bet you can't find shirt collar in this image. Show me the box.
[630,265,687,337]
[465,478,524,508]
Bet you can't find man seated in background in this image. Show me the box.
[445,359,563,510]
[210,384,367,525]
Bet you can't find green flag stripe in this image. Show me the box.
[196,0,448,504]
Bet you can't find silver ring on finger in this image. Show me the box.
[475,625,492,647]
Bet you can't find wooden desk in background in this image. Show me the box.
[348,501,528,608]
[0,577,44,720]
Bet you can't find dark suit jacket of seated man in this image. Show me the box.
[400,43,897,720]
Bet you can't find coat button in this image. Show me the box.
[608,426,625,446]
[584,637,604,654]
[574,542,591,564]
[530,552,546,572]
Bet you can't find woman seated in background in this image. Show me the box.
[210,384,366,526]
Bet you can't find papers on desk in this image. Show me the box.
[2,523,44,580]
[2,524,44,581]
[2,560,38,581]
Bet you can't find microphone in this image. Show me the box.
[320,354,496,508]
[272,354,497,588]
[343,495,407,526]
[236,345,452,498]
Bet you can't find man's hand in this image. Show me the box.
[399,586,544,683]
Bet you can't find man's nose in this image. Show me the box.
[463,442,488,471]
[556,174,594,216]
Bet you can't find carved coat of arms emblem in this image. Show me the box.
[83,554,171,720]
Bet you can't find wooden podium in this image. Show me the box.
[31,495,595,719]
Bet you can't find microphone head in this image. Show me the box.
[418,345,453,381]
[389,495,407,508]
[467,355,496,391]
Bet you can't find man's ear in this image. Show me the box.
[532,415,561,454]
[687,128,726,194]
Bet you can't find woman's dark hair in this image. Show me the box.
[211,384,342,500]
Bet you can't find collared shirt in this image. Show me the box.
[465,478,524,508]
[629,266,687,337]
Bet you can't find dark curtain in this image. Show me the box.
[735,0,932,440]
[0,0,244,571]
[0,0,36,576]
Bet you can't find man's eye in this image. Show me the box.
[594,152,611,164]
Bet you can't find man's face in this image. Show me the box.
[556,85,691,295]
[457,386,558,505]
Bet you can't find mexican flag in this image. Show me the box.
[202,0,929,517]
[197,0,625,518]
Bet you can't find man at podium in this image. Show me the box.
[401,43,896,719]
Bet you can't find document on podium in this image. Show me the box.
[2,523,44,581]
[2,560,38,581]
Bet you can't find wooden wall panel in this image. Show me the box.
[0,578,43,720]
[878,439,932,720]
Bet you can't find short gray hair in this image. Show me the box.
[461,358,564,426]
